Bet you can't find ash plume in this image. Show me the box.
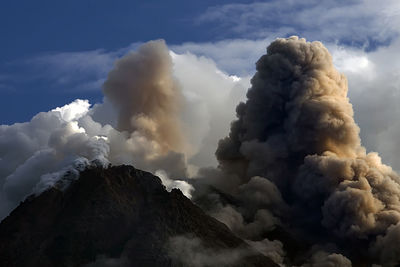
[197,36,400,265]
[103,40,185,154]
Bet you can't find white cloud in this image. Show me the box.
[0,99,110,218]
[171,51,249,168]
[52,99,91,122]
[171,38,271,76]
[338,39,400,170]
[197,0,400,49]
[331,47,373,75]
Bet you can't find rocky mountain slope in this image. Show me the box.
[0,165,278,267]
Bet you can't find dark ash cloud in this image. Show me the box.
[195,36,400,266]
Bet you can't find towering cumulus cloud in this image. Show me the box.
[203,36,400,265]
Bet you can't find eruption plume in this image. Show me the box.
[103,40,185,154]
[201,36,400,265]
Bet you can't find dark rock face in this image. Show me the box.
[0,165,278,267]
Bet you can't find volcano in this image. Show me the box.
[0,165,278,267]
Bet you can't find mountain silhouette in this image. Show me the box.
[0,165,278,267]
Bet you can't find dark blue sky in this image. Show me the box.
[0,0,258,124]
[0,0,254,60]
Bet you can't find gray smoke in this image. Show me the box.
[246,238,285,265]
[168,235,284,266]
[168,235,247,267]
[302,250,352,267]
[196,36,400,265]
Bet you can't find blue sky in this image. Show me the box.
[0,0,262,124]
[0,0,249,57]
[1,0,400,124]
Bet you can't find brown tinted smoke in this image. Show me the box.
[202,36,400,266]
[103,40,185,154]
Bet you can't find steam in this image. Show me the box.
[156,170,194,198]
[0,99,109,218]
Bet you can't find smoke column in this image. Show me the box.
[199,36,400,265]
[103,40,185,154]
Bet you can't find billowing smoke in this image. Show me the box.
[99,40,190,180]
[302,250,352,267]
[0,99,110,219]
[0,39,246,223]
[103,40,185,154]
[195,36,400,265]
[167,235,278,267]
[0,41,204,221]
